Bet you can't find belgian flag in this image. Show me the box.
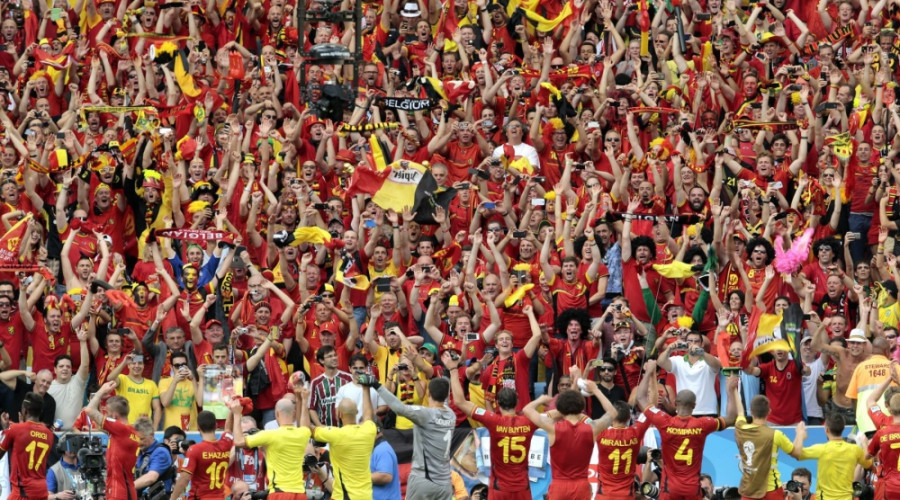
[346,159,457,226]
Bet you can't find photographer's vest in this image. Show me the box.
[50,461,77,493]
[734,418,777,498]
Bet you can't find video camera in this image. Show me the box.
[58,433,106,500]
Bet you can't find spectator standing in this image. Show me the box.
[308,345,354,427]
[48,327,90,430]
[658,330,722,416]
[846,336,900,435]
[158,350,198,431]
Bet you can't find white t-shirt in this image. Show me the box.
[48,374,89,430]
[669,356,719,415]
[802,356,825,419]
[334,384,385,424]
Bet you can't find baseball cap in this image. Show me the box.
[847,329,869,343]
[440,338,462,354]
[205,319,223,330]
[419,344,438,356]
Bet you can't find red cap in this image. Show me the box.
[204,319,223,330]
[440,338,462,354]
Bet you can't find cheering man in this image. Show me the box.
[447,352,536,500]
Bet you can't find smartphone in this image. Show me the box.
[159,127,173,135]
[468,168,490,180]
[513,230,528,238]
[313,203,329,210]
[375,277,392,292]
[533,176,546,183]
[458,182,470,190]
[847,231,861,239]
[532,198,546,206]
[787,84,802,91]
[421,265,432,274]
[56,132,65,139]
[770,181,783,189]
[50,8,63,20]
[364,219,376,228]
[483,202,496,210]
[695,12,711,20]
[466,332,479,342]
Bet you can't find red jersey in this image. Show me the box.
[102,417,141,500]
[757,361,803,425]
[644,406,725,497]
[181,433,235,499]
[595,414,652,499]
[0,314,26,370]
[869,423,900,492]
[549,419,594,481]
[0,420,54,498]
[470,408,536,492]
[480,350,532,412]
[30,317,74,374]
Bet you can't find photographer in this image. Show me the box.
[785,468,815,500]
[302,442,334,500]
[84,381,141,500]
[47,436,80,500]
[134,417,174,497]
[658,330,721,417]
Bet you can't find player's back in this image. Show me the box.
[1,420,54,498]
[475,409,536,491]
[183,434,234,499]
[645,407,723,497]
[595,418,649,498]
[550,418,594,481]
[103,417,141,500]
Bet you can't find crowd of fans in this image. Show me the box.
[5,0,900,497]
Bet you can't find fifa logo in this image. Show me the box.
[742,441,755,467]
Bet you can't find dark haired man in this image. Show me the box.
[447,354,536,500]
[795,413,873,499]
[48,326,90,430]
[170,410,235,500]
[309,345,353,427]
[359,373,456,500]
[621,197,674,323]
[0,392,53,500]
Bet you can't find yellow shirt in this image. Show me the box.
[799,440,873,500]
[845,355,900,433]
[735,416,794,492]
[157,378,197,431]
[116,374,159,424]
[245,426,313,494]
[373,345,402,385]
[313,420,377,500]
[880,301,900,330]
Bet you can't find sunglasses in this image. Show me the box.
[173,363,188,368]
[599,366,616,372]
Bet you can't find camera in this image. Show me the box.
[311,295,324,303]
[711,486,740,500]
[675,341,689,350]
[641,481,660,498]
[637,446,662,464]
[484,346,499,358]
[785,480,801,493]
[396,363,409,371]
[822,373,835,382]
[63,434,107,498]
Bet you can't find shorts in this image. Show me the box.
[267,493,307,500]
[824,400,856,425]
[488,488,532,500]
[406,475,453,500]
[547,478,592,500]
[742,487,784,500]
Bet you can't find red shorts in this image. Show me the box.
[267,493,307,500]
[547,479,593,500]
[743,487,784,500]
[660,494,703,500]
[489,488,531,500]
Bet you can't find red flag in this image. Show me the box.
[0,215,37,272]
[228,51,246,80]
[739,308,763,369]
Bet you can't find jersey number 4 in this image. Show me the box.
[674,438,694,466]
